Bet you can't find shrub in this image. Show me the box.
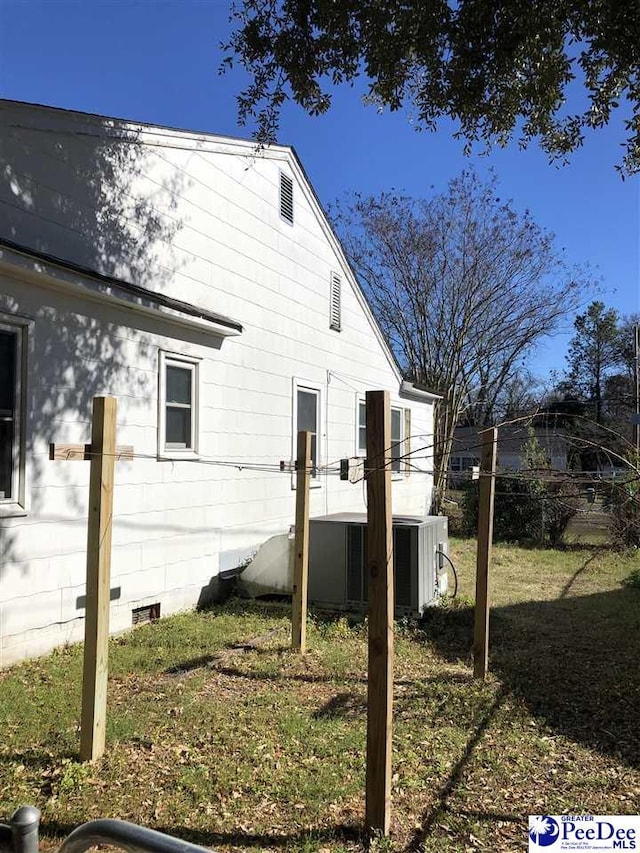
[603,475,640,549]
[461,472,581,547]
[460,428,581,547]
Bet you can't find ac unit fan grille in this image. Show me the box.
[346,525,412,608]
[394,527,412,608]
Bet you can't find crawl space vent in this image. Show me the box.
[280,172,294,224]
[132,603,160,626]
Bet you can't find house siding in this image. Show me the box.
[0,101,436,665]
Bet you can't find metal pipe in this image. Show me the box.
[0,822,12,852]
[10,806,41,853]
[58,819,212,853]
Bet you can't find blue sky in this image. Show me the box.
[0,0,638,380]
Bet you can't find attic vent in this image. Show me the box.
[329,272,341,331]
[280,172,294,224]
[132,603,160,626]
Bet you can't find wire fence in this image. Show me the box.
[46,406,639,548]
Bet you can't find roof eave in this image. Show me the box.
[0,238,243,339]
[399,380,442,402]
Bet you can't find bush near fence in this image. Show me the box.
[602,474,640,549]
[460,471,581,547]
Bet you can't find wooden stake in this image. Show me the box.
[634,324,639,457]
[473,426,498,680]
[291,430,311,652]
[80,396,117,761]
[49,443,133,462]
[365,390,394,835]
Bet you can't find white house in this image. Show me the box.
[448,425,569,486]
[0,100,439,666]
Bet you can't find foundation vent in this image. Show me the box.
[132,603,160,626]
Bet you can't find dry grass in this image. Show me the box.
[1,539,639,853]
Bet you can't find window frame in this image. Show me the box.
[449,455,479,473]
[356,399,367,456]
[158,351,200,459]
[390,406,404,476]
[356,397,405,479]
[0,313,31,518]
[292,378,322,488]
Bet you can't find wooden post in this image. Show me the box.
[365,390,394,835]
[50,398,130,761]
[291,430,311,652]
[80,396,117,761]
[635,324,639,457]
[473,426,497,680]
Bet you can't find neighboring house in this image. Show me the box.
[448,425,569,485]
[0,100,439,666]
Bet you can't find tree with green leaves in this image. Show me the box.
[566,301,621,425]
[331,170,583,510]
[555,302,638,470]
[223,0,640,173]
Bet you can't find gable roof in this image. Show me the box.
[0,99,440,402]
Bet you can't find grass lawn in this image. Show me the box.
[1,539,639,852]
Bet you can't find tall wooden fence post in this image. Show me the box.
[80,396,117,761]
[291,430,311,652]
[365,390,394,835]
[634,323,639,456]
[473,426,497,680]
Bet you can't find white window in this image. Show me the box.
[450,457,462,472]
[293,381,320,481]
[449,455,478,473]
[357,400,367,455]
[0,316,29,516]
[356,398,405,477]
[329,272,341,331]
[391,407,403,474]
[280,171,294,225]
[159,352,199,456]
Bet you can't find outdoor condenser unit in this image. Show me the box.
[308,513,449,617]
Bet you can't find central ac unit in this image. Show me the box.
[308,513,448,617]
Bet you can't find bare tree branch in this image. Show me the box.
[332,170,586,510]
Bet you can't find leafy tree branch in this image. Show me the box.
[223,0,640,173]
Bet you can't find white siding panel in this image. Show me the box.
[2,589,62,637]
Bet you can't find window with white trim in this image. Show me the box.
[294,382,320,480]
[390,407,403,473]
[356,399,405,476]
[0,317,28,514]
[450,455,478,473]
[159,352,199,455]
[357,400,367,455]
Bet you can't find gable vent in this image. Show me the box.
[329,272,341,331]
[280,172,294,224]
